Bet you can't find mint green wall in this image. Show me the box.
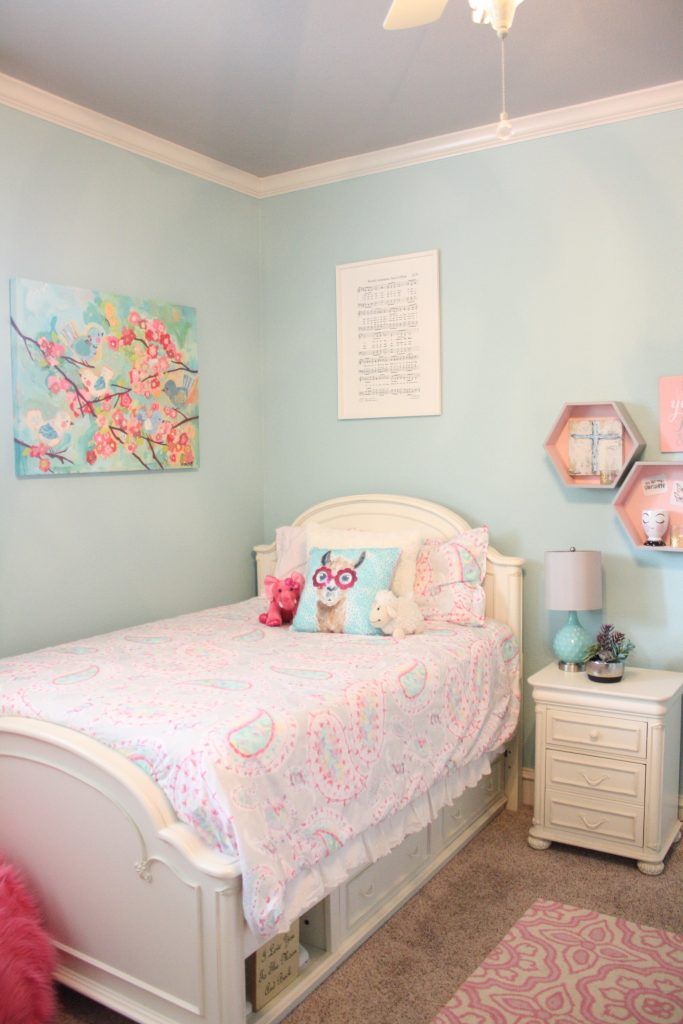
[0,105,262,657]
[260,111,683,773]
[1,101,681,782]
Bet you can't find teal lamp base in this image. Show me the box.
[553,610,591,671]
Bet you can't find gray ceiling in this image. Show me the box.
[0,0,681,176]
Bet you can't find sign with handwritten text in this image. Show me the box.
[247,919,300,1011]
[642,477,668,496]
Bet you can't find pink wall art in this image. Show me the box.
[10,278,199,476]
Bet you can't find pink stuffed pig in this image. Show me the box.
[259,573,305,627]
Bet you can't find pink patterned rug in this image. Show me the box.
[432,899,683,1024]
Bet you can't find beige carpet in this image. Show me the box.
[56,807,683,1024]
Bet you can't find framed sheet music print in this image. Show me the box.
[336,250,441,420]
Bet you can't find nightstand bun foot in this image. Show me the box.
[672,827,682,845]
[527,835,552,851]
[637,860,665,876]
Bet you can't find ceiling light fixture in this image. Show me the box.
[468,0,524,38]
[384,0,526,140]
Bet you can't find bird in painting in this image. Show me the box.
[142,408,164,434]
[163,373,194,409]
[79,366,115,397]
[24,409,72,447]
[61,321,105,360]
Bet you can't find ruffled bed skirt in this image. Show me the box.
[245,747,500,950]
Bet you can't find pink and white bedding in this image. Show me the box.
[0,598,520,940]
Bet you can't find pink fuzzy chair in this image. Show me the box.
[0,860,56,1024]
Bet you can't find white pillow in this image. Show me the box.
[305,524,422,597]
[274,526,308,578]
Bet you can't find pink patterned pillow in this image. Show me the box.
[415,527,488,626]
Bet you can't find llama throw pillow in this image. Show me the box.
[305,525,422,598]
[293,547,400,635]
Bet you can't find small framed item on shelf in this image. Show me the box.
[659,375,683,453]
[614,463,683,552]
[545,402,645,489]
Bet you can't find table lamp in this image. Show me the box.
[544,548,602,671]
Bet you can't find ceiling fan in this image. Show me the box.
[383,0,525,38]
[383,0,526,139]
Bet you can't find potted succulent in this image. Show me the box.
[584,624,635,682]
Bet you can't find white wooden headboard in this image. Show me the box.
[254,493,525,809]
[254,493,524,646]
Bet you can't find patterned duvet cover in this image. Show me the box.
[0,598,520,939]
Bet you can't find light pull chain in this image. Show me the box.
[496,35,512,140]
[501,35,507,119]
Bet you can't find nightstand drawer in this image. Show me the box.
[546,709,647,760]
[545,790,644,846]
[545,750,646,804]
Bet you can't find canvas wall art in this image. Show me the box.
[659,375,683,453]
[567,417,623,477]
[10,278,199,475]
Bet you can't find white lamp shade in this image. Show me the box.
[544,549,602,611]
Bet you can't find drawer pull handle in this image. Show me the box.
[579,814,607,831]
[407,846,422,859]
[361,884,375,900]
[589,730,600,742]
[581,772,608,788]
[450,809,462,821]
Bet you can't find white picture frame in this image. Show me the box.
[336,250,441,420]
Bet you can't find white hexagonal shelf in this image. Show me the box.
[544,402,645,488]
[614,462,683,552]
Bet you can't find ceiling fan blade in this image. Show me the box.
[383,0,449,31]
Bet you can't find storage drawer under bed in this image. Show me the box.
[442,757,505,845]
[346,828,430,931]
[345,757,506,933]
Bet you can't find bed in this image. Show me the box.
[0,494,524,1024]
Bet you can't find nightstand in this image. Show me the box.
[527,663,683,874]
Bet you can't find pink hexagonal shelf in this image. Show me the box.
[614,462,683,552]
[545,402,645,488]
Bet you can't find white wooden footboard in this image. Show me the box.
[0,716,508,1024]
[0,718,245,1024]
[0,494,523,1024]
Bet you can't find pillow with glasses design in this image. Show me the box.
[293,546,401,636]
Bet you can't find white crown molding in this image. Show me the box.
[260,80,683,196]
[0,71,681,200]
[0,71,262,198]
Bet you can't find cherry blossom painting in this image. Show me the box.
[10,278,199,475]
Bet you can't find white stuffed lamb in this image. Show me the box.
[370,590,425,640]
